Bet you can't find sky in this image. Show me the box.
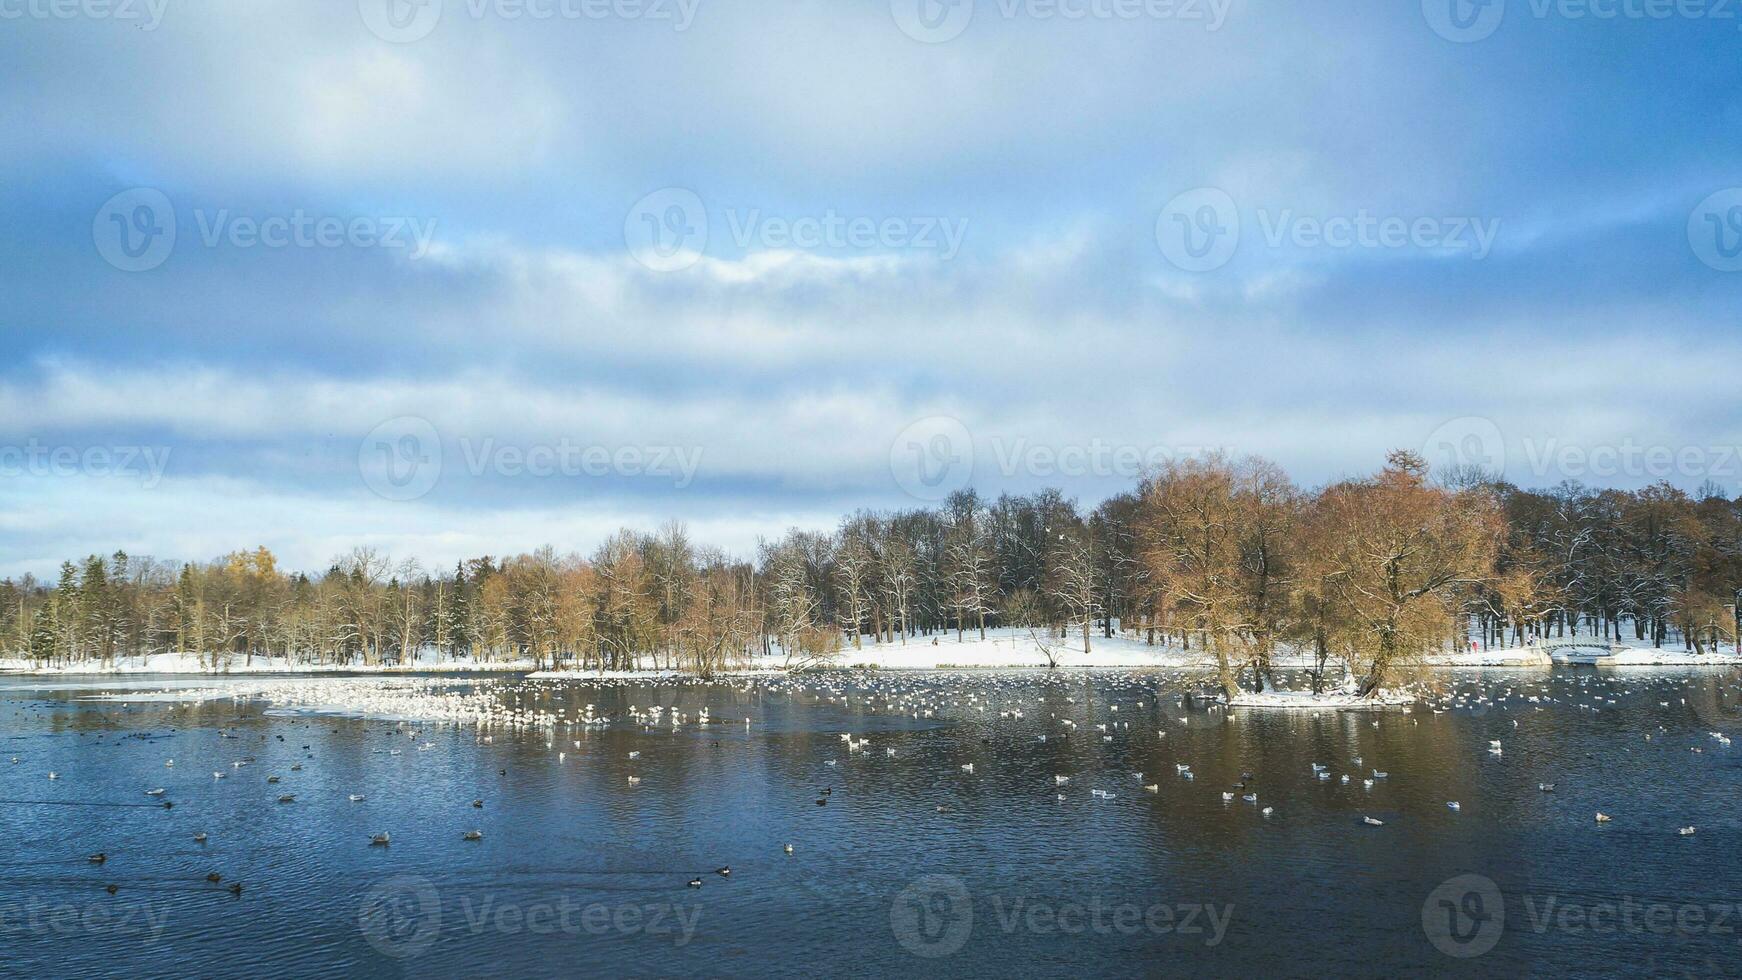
[1,0,1740,580]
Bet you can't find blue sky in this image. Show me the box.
[2,0,1739,578]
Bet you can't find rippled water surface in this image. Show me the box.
[3,668,1741,978]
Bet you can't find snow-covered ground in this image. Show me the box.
[1225,687,1416,709]
[0,651,534,675]
[819,631,1195,671]
[4,630,1739,678]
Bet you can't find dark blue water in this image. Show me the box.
[1,669,1740,978]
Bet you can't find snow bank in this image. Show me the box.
[1225,688,1416,709]
[0,651,534,676]
[5,630,1739,678]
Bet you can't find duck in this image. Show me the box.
[472,799,484,809]
[104,884,118,895]
[688,878,702,888]
[714,866,730,877]
[228,882,243,895]
[783,844,794,854]
[277,794,295,803]
[370,833,391,845]
[462,830,483,841]
[206,872,222,883]
[193,833,208,843]
[1446,801,1461,811]
[87,852,107,864]
[1538,783,1556,793]
[348,794,366,802]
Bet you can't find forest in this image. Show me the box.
[5,451,1741,696]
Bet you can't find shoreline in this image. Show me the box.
[6,635,1740,679]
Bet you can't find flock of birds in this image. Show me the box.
[6,666,1739,904]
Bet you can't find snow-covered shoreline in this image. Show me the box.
[5,631,1740,678]
[1223,688,1417,709]
[0,651,534,676]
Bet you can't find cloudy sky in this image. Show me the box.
[2,0,1739,579]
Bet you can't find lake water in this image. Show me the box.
[2,668,1740,978]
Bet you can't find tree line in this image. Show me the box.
[4,451,1740,693]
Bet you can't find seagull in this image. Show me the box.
[462,830,483,841]
[370,833,391,845]
[1679,826,1697,836]
[1446,801,1461,811]
[193,833,208,843]
[1595,812,1611,823]
[1362,816,1384,826]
